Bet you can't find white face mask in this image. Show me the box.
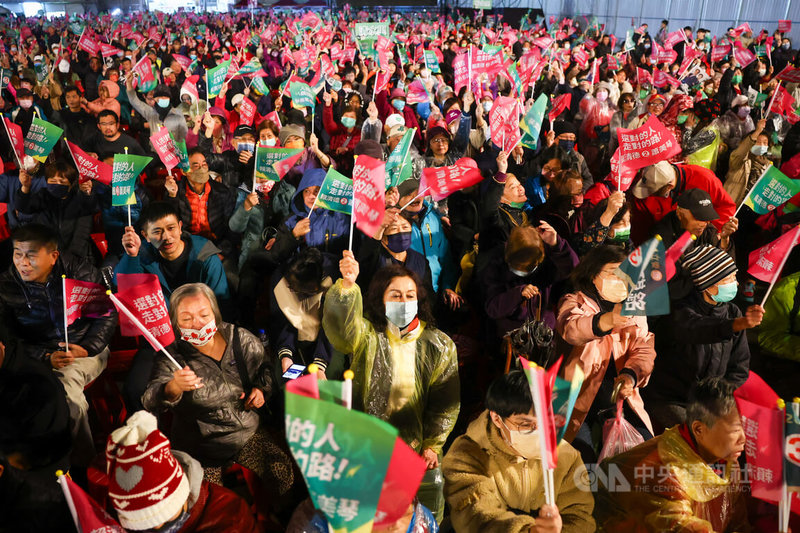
[482,101,492,113]
[19,100,33,109]
[598,276,629,303]
[179,318,217,346]
[263,138,277,147]
[385,300,418,328]
[501,419,541,459]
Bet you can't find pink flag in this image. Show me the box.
[770,85,797,116]
[181,74,200,103]
[519,357,558,470]
[99,42,121,58]
[779,20,792,33]
[471,47,504,77]
[489,96,520,151]
[637,67,652,86]
[272,150,305,179]
[420,158,483,202]
[115,273,175,348]
[748,225,800,283]
[58,475,124,533]
[733,43,756,69]
[172,54,192,71]
[64,278,113,325]
[78,29,100,56]
[652,69,680,89]
[374,438,428,527]
[657,48,678,64]
[776,65,800,84]
[664,30,685,48]
[533,35,554,49]
[664,231,696,280]
[453,52,469,93]
[616,115,681,170]
[374,70,391,95]
[731,22,753,37]
[406,80,429,105]
[149,128,180,171]
[265,110,281,131]
[548,93,572,123]
[132,57,156,89]
[734,372,784,503]
[66,141,112,185]
[352,155,386,238]
[239,96,256,126]
[572,47,589,69]
[606,54,619,70]
[711,44,732,62]
[2,116,24,164]
[609,148,637,192]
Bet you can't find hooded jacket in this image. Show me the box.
[127,86,189,143]
[0,253,117,362]
[115,232,230,304]
[85,80,121,118]
[406,200,457,293]
[442,411,595,533]
[283,168,351,255]
[142,323,274,465]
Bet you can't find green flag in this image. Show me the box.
[423,50,440,74]
[0,68,11,89]
[519,94,548,150]
[285,389,397,533]
[112,153,152,206]
[744,165,800,215]
[316,168,353,214]
[23,117,63,163]
[254,146,303,181]
[251,75,268,95]
[173,138,189,172]
[385,128,415,188]
[473,0,492,9]
[206,59,231,99]
[290,81,315,108]
[353,22,390,48]
[617,237,670,317]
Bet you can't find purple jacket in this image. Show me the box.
[479,236,578,336]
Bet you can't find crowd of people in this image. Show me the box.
[0,6,799,533]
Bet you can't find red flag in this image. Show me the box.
[78,29,100,56]
[533,35,554,49]
[748,225,800,283]
[265,110,281,131]
[711,44,732,62]
[489,96,520,152]
[771,85,797,117]
[453,52,469,93]
[734,372,784,503]
[352,155,386,238]
[733,43,757,69]
[664,231,696,280]
[616,115,681,171]
[181,74,200,103]
[99,42,121,58]
[374,437,428,527]
[731,22,753,37]
[779,20,792,33]
[406,80,429,105]
[606,54,619,70]
[664,30,685,48]
[58,475,125,533]
[572,47,589,69]
[374,70,391,95]
[114,273,175,348]
[637,67,652,86]
[172,54,192,71]
[272,150,305,179]
[3,116,24,164]
[149,128,180,171]
[66,141,113,185]
[132,57,156,89]
[652,69,680,89]
[420,158,483,202]
[548,93,571,123]
[64,278,113,325]
[609,148,637,192]
[239,96,256,127]
[471,47,504,77]
[776,65,800,84]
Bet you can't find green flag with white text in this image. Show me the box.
[384,128,415,188]
[316,168,353,214]
[24,117,63,163]
[206,59,231,99]
[290,81,316,108]
[112,153,152,206]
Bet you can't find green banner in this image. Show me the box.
[111,153,152,206]
[206,59,231,99]
[173,138,189,172]
[385,128,415,188]
[519,94,548,150]
[285,391,397,533]
[290,81,315,108]
[23,117,63,163]
[251,75,268,95]
[316,168,353,214]
[353,22,390,47]
[473,0,492,9]
[423,50,440,74]
[745,165,800,214]
[254,146,303,181]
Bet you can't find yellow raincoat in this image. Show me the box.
[594,426,750,532]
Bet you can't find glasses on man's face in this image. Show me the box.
[649,101,665,108]
[505,418,538,434]
[99,121,117,127]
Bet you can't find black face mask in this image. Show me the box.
[45,183,70,198]
[385,231,412,253]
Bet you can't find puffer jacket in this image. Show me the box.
[142,323,275,465]
[0,253,118,361]
[442,410,595,533]
[645,291,750,407]
[127,87,189,143]
[166,180,238,258]
[84,79,121,118]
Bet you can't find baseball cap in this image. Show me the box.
[677,188,719,221]
[631,161,677,199]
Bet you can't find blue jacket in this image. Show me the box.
[408,201,456,293]
[284,168,350,255]
[114,233,230,305]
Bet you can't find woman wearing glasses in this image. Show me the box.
[609,92,642,153]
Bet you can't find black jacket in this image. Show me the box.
[0,254,118,361]
[645,292,750,406]
[167,179,238,257]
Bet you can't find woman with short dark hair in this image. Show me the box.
[322,251,459,522]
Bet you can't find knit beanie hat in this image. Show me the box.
[106,411,190,531]
[681,244,738,291]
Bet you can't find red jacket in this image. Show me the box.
[180,480,261,533]
[629,164,735,245]
[322,103,361,154]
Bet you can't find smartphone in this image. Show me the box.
[282,364,306,380]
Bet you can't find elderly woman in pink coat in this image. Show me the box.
[555,245,656,463]
[82,79,121,118]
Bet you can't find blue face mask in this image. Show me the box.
[157,98,171,108]
[392,99,406,111]
[189,54,197,60]
[341,116,356,129]
[385,231,412,253]
[46,183,70,198]
[559,140,575,151]
[385,300,418,328]
[710,281,737,303]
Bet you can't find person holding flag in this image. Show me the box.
[442,371,595,532]
[645,245,763,429]
[759,269,800,361]
[0,224,117,466]
[556,245,657,462]
[322,90,362,174]
[595,378,750,531]
[126,79,189,144]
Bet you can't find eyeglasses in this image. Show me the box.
[431,137,449,144]
[649,101,665,108]
[504,418,538,434]
[621,99,635,104]
[98,121,117,127]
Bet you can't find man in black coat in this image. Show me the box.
[0,224,117,465]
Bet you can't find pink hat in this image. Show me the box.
[390,88,406,100]
[106,412,190,531]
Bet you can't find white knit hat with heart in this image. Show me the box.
[105,411,190,530]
